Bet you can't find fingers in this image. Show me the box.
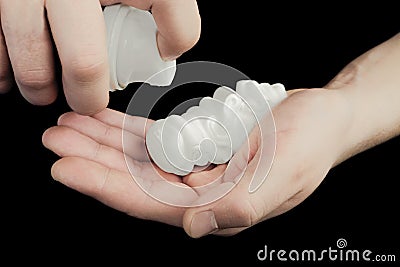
[92,108,129,129]
[0,14,12,93]
[57,111,149,161]
[51,157,184,226]
[100,0,152,10]
[183,164,227,187]
[0,0,57,104]
[42,125,129,173]
[100,0,201,60]
[148,0,201,60]
[45,0,109,114]
[182,166,296,238]
[92,108,154,138]
[42,120,182,182]
[181,123,299,238]
[181,130,262,237]
[182,183,260,238]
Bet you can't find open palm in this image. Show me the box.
[43,88,353,237]
[42,108,226,227]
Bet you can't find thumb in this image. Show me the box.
[182,132,263,238]
[182,184,260,238]
[182,122,266,238]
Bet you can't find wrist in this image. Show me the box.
[324,88,357,167]
[276,88,355,168]
[327,33,400,165]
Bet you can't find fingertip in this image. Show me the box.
[66,92,109,116]
[57,111,84,126]
[57,112,72,126]
[183,209,218,238]
[42,126,69,153]
[0,79,13,94]
[51,158,65,182]
[42,127,55,148]
[183,164,227,187]
[157,28,200,61]
[28,94,58,106]
[19,83,59,106]
[151,0,201,60]
[50,157,82,185]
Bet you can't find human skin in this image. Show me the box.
[0,0,200,114]
[42,33,400,238]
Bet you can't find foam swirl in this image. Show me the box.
[146,80,287,175]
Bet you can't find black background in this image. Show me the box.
[1,1,399,265]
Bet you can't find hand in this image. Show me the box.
[181,33,400,237]
[0,0,200,114]
[180,88,353,237]
[42,33,400,238]
[42,108,224,227]
[42,88,352,237]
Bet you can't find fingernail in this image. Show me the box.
[51,162,64,182]
[190,210,218,238]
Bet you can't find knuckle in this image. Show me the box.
[15,68,54,89]
[65,55,108,83]
[228,200,259,228]
[98,166,112,196]
[101,124,113,142]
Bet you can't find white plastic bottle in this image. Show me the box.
[103,4,176,90]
